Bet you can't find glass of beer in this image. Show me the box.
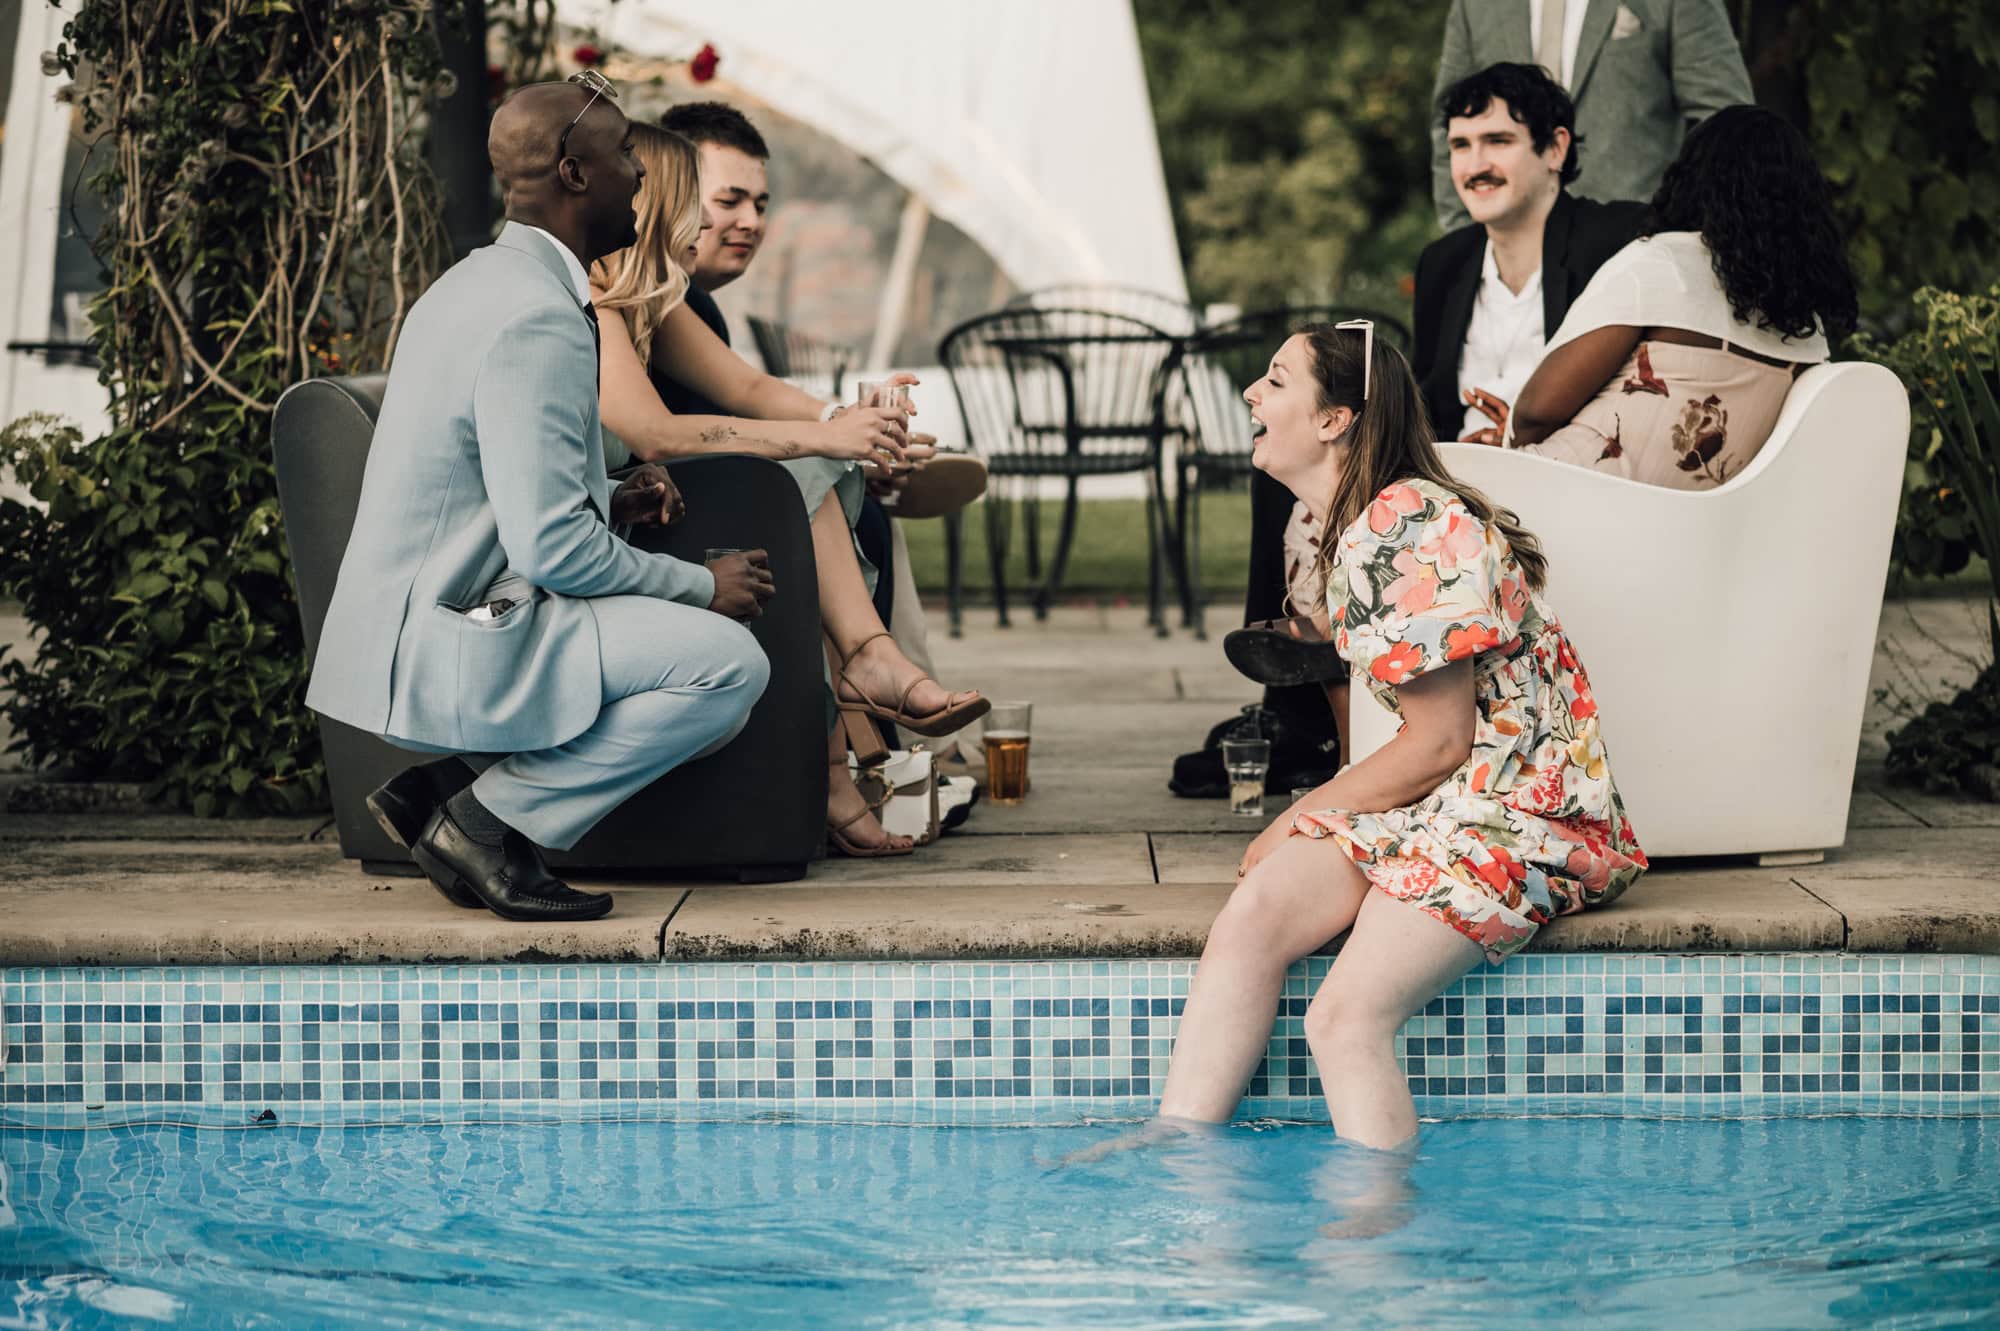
[983,701,1033,804]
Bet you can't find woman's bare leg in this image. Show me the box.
[1157,835,1371,1123]
[825,718,910,852]
[810,492,965,716]
[1304,891,1484,1149]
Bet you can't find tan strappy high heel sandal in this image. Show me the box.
[826,757,915,858]
[834,630,991,738]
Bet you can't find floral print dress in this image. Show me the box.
[1291,478,1647,961]
[1516,340,1798,489]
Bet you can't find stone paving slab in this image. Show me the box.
[0,845,681,965]
[0,813,331,842]
[952,767,1268,836]
[643,833,1156,889]
[662,881,1229,961]
[1149,833,1851,953]
[1534,873,1847,953]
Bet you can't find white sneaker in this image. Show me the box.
[938,775,979,832]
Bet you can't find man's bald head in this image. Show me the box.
[489,82,615,189]
[489,81,643,264]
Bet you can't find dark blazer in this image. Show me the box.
[1411,191,1649,438]
[652,284,732,418]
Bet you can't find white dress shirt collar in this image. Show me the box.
[516,223,593,307]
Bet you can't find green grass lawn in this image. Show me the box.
[901,493,1253,599]
[902,496,2000,606]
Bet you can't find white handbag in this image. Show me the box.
[850,747,940,846]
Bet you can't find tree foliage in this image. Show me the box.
[1134,0,1447,311]
[1794,0,2000,326]
[0,0,455,815]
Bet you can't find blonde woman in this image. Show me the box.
[589,124,987,855]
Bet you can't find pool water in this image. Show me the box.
[3,1116,1997,1329]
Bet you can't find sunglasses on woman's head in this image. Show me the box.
[556,68,620,165]
[1336,318,1374,401]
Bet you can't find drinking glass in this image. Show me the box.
[983,701,1033,804]
[1222,738,1271,816]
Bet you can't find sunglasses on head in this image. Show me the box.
[556,68,620,166]
[1335,318,1374,401]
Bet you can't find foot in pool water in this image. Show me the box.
[1314,1139,1417,1239]
[1050,1115,1214,1168]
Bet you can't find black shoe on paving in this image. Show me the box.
[410,808,614,923]
[1222,617,1350,688]
[1168,705,1339,799]
[366,757,478,850]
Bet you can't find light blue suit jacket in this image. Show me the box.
[305,223,715,754]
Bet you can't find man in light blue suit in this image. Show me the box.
[307,76,775,921]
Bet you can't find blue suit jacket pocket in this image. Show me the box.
[398,595,599,754]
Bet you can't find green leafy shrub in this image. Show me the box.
[1860,286,2000,796]
[0,0,455,815]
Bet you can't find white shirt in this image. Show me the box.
[517,223,592,306]
[1528,0,1591,87]
[1456,241,1545,440]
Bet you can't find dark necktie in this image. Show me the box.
[582,302,601,368]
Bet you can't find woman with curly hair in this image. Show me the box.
[1486,105,1858,487]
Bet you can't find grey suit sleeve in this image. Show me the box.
[1430,0,1475,233]
[473,304,716,608]
[1668,0,1753,129]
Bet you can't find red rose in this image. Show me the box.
[573,44,605,67]
[690,42,720,83]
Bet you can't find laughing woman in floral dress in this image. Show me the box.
[1155,323,1645,1152]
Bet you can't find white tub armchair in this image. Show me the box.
[1349,362,1910,861]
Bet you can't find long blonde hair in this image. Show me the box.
[590,123,701,363]
[1300,322,1549,596]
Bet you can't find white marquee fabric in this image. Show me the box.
[558,0,1187,301]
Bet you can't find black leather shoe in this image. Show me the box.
[1169,705,1340,798]
[368,759,481,909]
[366,757,478,849]
[1222,617,1351,688]
[410,809,614,923]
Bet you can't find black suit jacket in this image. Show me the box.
[651,284,731,418]
[1411,192,1650,439]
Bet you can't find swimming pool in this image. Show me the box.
[4,1115,1997,1328]
[3,956,1996,1326]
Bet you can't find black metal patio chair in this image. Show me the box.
[1006,284,1202,337]
[747,314,851,399]
[1165,304,1412,637]
[938,306,1184,634]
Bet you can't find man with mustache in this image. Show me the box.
[1428,0,1751,233]
[305,79,774,921]
[1414,62,1649,446]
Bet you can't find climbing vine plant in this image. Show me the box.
[0,0,457,814]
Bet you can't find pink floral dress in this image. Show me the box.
[1291,478,1647,961]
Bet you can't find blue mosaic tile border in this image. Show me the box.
[4,955,1997,1125]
